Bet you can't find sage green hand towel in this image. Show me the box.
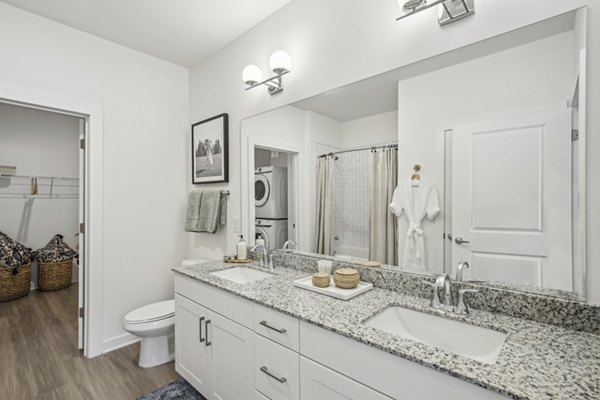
[184,191,204,232]
[219,192,227,227]
[185,190,227,233]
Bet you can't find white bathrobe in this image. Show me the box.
[389,177,440,269]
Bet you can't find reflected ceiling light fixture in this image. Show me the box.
[396,0,474,25]
[242,50,291,95]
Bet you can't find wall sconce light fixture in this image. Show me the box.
[396,0,474,25]
[242,50,291,95]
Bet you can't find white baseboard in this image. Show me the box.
[102,332,140,354]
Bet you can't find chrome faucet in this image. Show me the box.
[250,245,273,270]
[456,261,470,281]
[282,240,297,251]
[423,274,478,314]
[439,274,454,308]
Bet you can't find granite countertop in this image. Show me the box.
[173,261,600,400]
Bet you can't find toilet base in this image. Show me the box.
[138,332,175,368]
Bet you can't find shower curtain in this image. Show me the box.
[369,148,398,264]
[315,156,336,255]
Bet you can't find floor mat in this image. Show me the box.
[137,379,206,400]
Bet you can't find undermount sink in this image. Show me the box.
[364,306,507,364]
[210,267,273,285]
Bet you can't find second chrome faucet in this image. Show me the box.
[423,273,478,315]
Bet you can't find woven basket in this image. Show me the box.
[38,259,73,291]
[312,273,331,288]
[0,263,31,302]
[333,268,360,289]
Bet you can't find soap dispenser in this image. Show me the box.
[237,235,247,260]
[256,234,265,247]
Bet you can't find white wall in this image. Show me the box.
[0,3,190,350]
[189,0,600,303]
[0,103,80,286]
[397,31,574,275]
[342,111,398,149]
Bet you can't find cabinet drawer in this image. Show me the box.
[300,357,392,400]
[255,390,271,400]
[175,273,254,329]
[254,305,300,351]
[255,334,299,400]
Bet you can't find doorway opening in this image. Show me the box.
[252,146,298,250]
[0,101,86,351]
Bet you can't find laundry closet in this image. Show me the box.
[0,102,82,292]
[254,148,290,250]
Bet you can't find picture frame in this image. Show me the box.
[191,113,229,184]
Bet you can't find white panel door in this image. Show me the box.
[175,294,210,396]
[452,109,571,290]
[208,310,254,400]
[299,357,392,400]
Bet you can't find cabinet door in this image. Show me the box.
[207,310,254,400]
[300,357,392,400]
[175,294,210,396]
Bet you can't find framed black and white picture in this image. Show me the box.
[191,113,229,184]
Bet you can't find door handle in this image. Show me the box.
[199,316,205,343]
[455,236,470,245]
[259,320,287,334]
[260,366,287,383]
[205,319,211,347]
[447,233,452,240]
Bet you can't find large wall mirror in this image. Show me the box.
[241,9,588,300]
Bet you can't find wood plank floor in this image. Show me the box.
[0,284,180,399]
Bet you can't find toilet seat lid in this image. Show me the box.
[124,300,175,323]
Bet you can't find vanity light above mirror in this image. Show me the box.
[242,50,291,95]
[397,0,475,25]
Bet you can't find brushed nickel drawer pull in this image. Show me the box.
[260,366,287,383]
[260,320,287,333]
[199,316,205,343]
[205,319,212,347]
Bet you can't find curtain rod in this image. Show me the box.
[317,143,398,159]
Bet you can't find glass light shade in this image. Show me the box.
[269,50,291,74]
[398,0,427,13]
[242,65,263,85]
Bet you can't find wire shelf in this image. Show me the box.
[0,174,79,198]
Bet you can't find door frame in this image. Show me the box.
[241,134,303,250]
[437,102,586,299]
[0,84,104,357]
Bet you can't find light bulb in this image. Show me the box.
[242,65,263,86]
[269,50,291,74]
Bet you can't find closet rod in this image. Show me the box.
[0,174,79,181]
[317,143,398,159]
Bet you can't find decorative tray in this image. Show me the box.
[293,275,373,300]
[224,259,252,264]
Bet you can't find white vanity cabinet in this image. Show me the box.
[175,273,508,400]
[175,275,254,400]
[174,294,211,394]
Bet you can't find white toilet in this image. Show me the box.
[123,258,209,368]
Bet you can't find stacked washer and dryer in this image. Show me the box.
[255,166,288,249]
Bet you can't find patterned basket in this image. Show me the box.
[38,259,73,291]
[0,263,31,302]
